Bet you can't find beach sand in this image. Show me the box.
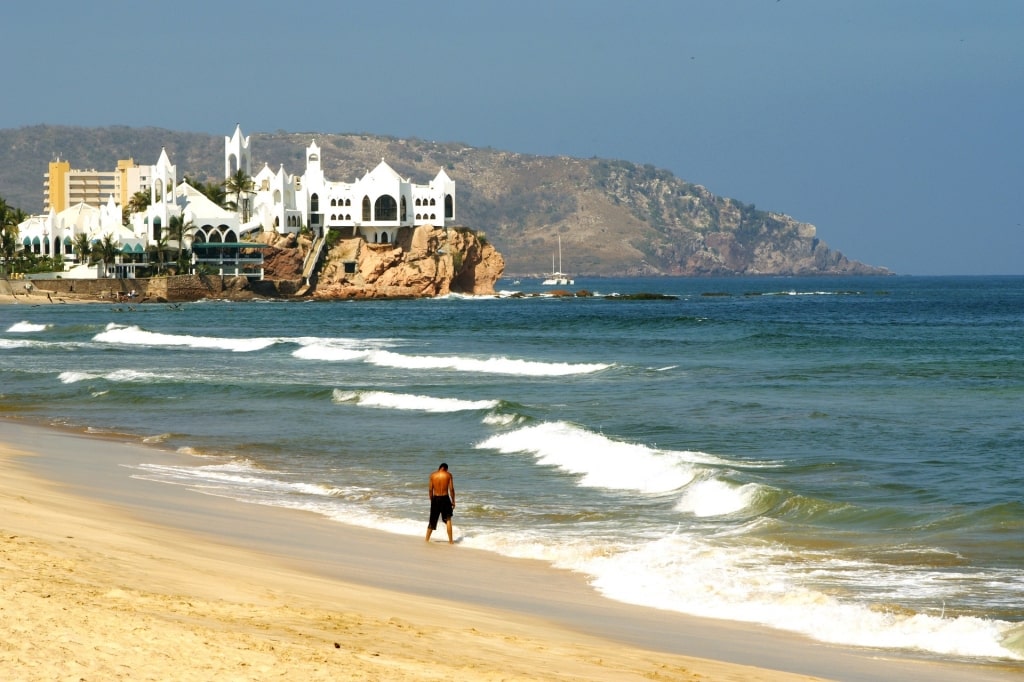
[1,421,1019,682]
[0,282,100,305]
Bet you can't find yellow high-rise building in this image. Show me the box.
[43,160,70,213]
[43,158,144,213]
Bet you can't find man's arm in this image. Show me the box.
[448,477,455,506]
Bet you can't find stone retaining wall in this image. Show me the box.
[5,275,278,302]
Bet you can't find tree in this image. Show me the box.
[127,190,151,216]
[1,197,23,273]
[73,234,93,265]
[168,213,195,273]
[148,230,169,273]
[96,234,119,276]
[224,169,255,223]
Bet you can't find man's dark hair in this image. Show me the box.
[439,462,448,470]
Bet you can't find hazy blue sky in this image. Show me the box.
[4,1,1022,274]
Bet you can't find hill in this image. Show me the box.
[0,125,889,277]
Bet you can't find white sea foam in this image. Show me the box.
[58,371,98,384]
[332,389,499,413]
[476,421,719,494]
[7,321,48,332]
[131,461,346,497]
[94,324,278,352]
[58,369,176,384]
[674,477,763,517]
[365,350,610,376]
[577,534,1021,660]
[294,339,610,377]
[292,338,375,361]
[141,433,172,444]
[128,460,435,540]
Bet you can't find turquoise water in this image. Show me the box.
[1,275,1022,660]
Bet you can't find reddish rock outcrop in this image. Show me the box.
[311,225,504,300]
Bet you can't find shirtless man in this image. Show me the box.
[425,463,455,544]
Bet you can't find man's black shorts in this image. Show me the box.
[428,495,453,530]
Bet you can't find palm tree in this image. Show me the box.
[168,213,195,273]
[97,234,119,277]
[123,190,149,224]
[127,190,151,216]
[148,231,169,273]
[73,234,93,265]
[224,169,255,223]
[1,198,22,274]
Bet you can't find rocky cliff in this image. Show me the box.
[257,225,504,299]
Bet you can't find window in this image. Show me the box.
[374,195,398,221]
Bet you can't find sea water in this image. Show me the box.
[1,275,1022,661]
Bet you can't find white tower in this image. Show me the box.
[225,123,251,178]
[147,147,177,241]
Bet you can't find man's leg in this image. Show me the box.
[445,517,453,544]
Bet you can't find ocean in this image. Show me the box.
[2,275,1022,662]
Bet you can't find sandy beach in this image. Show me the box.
[1,420,1020,682]
[0,281,101,305]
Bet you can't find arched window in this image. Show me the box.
[153,217,162,241]
[346,198,351,207]
[380,231,389,244]
[310,193,319,212]
[445,195,454,219]
[274,216,280,227]
[362,196,371,221]
[429,198,436,206]
[400,196,407,221]
[374,195,398,221]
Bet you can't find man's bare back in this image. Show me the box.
[430,469,454,498]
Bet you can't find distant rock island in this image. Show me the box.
[0,125,890,278]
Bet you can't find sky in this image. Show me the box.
[3,1,1022,275]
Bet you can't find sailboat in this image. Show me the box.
[542,235,574,286]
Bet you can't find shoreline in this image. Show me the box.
[2,418,1020,681]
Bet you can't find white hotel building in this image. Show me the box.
[17,124,456,279]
